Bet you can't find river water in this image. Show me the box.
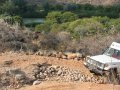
[23,18,45,24]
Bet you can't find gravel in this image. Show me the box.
[31,63,106,84]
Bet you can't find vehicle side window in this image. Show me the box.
[112,49,120,59]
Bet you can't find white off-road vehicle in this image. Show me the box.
[84,42,120,75]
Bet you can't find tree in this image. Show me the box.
[63,4,78,11]
[1,0,27,16]
[12,0,27,15]
[43,2,50,11]
[61,12,78,23]
[1,0,18,15]
[0,0,7,5]
[46,11,62,23]
[46,11,78,24]
[68,18,105,38]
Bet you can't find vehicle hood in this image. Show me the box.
[90,54,120,64]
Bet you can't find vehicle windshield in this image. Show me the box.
[104,48,120,59]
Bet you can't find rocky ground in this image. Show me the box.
[0,52,120,90]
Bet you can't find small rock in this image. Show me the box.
[46,51,52,57]
[61,55,67,59]
[4,60,13,66]
[33,68,40,74]
[33,80,41,85]
[36,50,44,56]
[57,70,62,76]
[39,72,46,79]
[56,52,63,58]
[67,53,77,59]
[76,53,83,58]
[51,51,57,57]
[15,74,25,80]
[39,66,46,73]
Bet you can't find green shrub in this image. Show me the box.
[35,23,51,33]
[67,17,106,38]
[1,15,23,25]
[61,12,78,23]
[46,11,62,23]
[46,11,78,24]
[13,16,23,26]
[51,22,69,33]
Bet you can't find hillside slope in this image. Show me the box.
[58,0,120,5]
[26,0,120,5]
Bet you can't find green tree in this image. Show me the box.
[1,0,27,16]
[46,11,78,24]
[68,18,105,38]
[12,0,27,15]
[46,11,62,24]
[1,0,18,15]
[0,0,7,5]
[61,12,78,23]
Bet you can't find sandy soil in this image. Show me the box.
[0,52,120,90]
[20,81,120,90]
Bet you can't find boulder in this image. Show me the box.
[67,53,77,59]
[15,74,25,81]
[7,68,23,76]
[51,51,57,57]
[6,68,29,85]
[56,52,63,58]
[24,64,39,81]
[76,52,83,58]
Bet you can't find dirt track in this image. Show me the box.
[0,52,91,76]
[0,52,120,90]
[20,81,120,90]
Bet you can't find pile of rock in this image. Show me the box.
[0,63,106,88]
[32,63,106,84]
[35,50,84,60]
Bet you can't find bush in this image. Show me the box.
[39,33,59,50]
[106,18,120,34]
[37,16,120,39]
[46,11,78,24]
[50,22,70,33]
[67,17,105,38]
[0,21,38,52]
[35,23,51,33]
[61,12,78,23]
[1,15,23,26]
[13,16,23,26]
[78,33,120,55]
[46,11,62,23]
